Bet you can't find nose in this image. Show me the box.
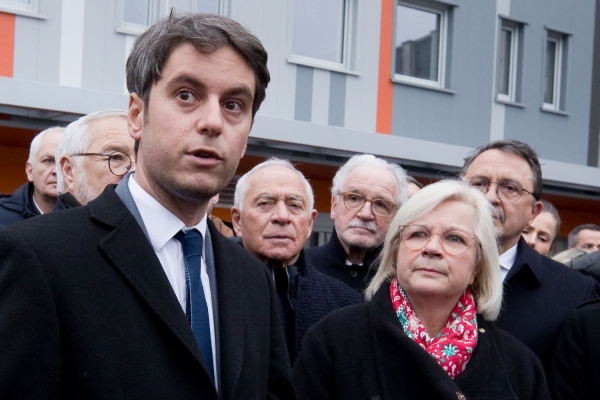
[421,235,443,258]
[484,182,501,205]
[197,97,223,135]
[271,201,291,224]
[356,200,375,220]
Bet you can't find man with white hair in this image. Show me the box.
[0,126,63,226]
[231,158,362,363]
[305,154,409,292]
[55,109,134,208]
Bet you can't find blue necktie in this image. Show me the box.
[175,229,214,382]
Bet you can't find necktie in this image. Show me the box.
[175,229,214,381]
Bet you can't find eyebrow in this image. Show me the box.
[167,74,254,103]
[254,192,307,204]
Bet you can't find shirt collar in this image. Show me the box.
[128,175,207,251]
[499,242,519,270]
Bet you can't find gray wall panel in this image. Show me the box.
[328,72,346,127]
[504,0,595,165]
[294,65,313,122]
[13,16,39,81]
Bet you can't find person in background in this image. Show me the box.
[0,127,63,226]
[232,159,362,364]
[553,248,588,265]
[55,109,134,209]
[207,194,234,238]
[462,139,596,373]
[305,154,409,292]
[406,175,423,198]
[568,224,600,253]
[294,179,549,399]
[522,199,561,256]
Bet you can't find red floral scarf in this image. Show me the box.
[389,279,478,379]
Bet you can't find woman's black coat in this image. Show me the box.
[293,282,549,400]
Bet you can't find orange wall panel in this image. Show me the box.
[0,12,15,77]
[376,0,394,134]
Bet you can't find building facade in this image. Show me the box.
[1,0,599,243]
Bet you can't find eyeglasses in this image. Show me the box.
[71,151,134,176]
[339,192,399,217]
[468,177,535,203]
[399,225,478,256]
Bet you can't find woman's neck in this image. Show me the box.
[408,294,459,338]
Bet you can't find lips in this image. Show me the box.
[190,148,221,160]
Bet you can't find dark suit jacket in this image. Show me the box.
[495,238,597,372]
[551,299,600,400]
[293,282,550,400]
[0,186,294,400]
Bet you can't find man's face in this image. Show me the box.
[128,43,255,219]
[26,129,63,200]
[464,149,541,253]
[331,164,400,254]
[573,229,600,253]
[522,211,557,256]
[231,166,317,268]
[65,116,134,205]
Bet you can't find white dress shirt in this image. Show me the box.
[499,242,519,281]
[129,175,218,386]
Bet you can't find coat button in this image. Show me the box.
[456,392,466,400]
[350,270,358,277]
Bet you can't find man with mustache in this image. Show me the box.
[0,127,63,226]
[305,154,409,292]
[462,139,597,373]
[231,159,362,364]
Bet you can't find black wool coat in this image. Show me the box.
[293,282,550,400]
[0,185,294,400]
[551,298,600,400]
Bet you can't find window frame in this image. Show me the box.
[497,21,519,103]
[287,0,357,75]
[542,31,564,112]
[392,1,448,89]
[0,0,44,19]
[115,0,162,36]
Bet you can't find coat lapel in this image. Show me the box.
[88,187,207,369]
[209,223,245,399]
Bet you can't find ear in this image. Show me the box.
[128,93,145,141]
[60,156,76,192]
[25,161,34,182]
[231,206,243,238]
[527,201,543,226]
[330,195,337,220]
[305,209,318,239]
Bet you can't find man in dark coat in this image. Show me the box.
[231,159,362,363]
[462,139,597,372]
[305,154,409,292]
[551,298,600,399]
[0,12,294,400]
[0,127,63,226]
[568,249,600,283]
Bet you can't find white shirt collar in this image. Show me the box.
[128,175,207,251]
[499,242,519,281]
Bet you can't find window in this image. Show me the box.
[117,0,161,35]
[0,0,41,17]
[289,0,355,72]
[496,20,522,103]
[195,0,222,14]
[543,31,566,111]
[394,2,448,88]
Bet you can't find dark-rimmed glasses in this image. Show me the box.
[399,225,478,256]
[468,177,535,203]
[71,151,134,176]
[339,192,399,217]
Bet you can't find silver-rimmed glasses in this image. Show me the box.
[339,192,399,217]
[71,151,134,176]
[398,225,479,256]
[467,177,535,203]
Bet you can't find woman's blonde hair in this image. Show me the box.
[365,179,503,321]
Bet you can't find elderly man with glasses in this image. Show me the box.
[55,109,135,208]
[305,154,409,292]
[462,139,597,374]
